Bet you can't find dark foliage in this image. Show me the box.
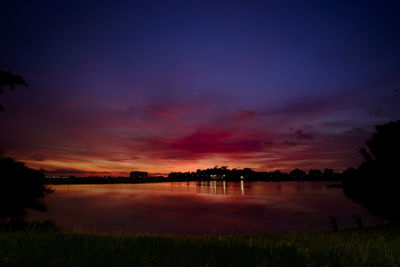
[0,70,28,111]
[0,219,60,232]
[0,156,52,221]
[290,168,307,180]
[343,120,400,220]
[167,166,341,182]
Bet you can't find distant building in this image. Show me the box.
[130,171,148,180]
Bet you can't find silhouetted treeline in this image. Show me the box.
[343,120,400,220]
[43,166,343,184]
[0,156,52,221]
[168,166,342,182]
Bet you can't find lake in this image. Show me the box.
[29,181,376,235]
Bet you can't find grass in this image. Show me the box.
[1,222,400,267]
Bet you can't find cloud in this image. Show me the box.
[44,168,113,176]
[345,127,367,135]
[236,109,258,120]
[295,129,314,140]
[368,106,395,118]
[0,84,379,175]
[261,140,275,146]
[172,131,262,154]
[282,140,298,146]
[133,127,265,161]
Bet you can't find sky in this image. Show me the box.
[1,0,400,176]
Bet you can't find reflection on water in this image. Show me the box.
[195,181,230,195]
[29,181,376,235]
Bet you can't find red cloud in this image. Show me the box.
[171,130,263,154]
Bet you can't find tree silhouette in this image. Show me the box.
[343,120,400,220]
[360,120,400,165]
[290,168,306,180]
[308,169,322,180]
[0,70,28,111]
[0,71,52,221]
[0,156,53,221]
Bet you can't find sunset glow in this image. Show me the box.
[1,1,399,176]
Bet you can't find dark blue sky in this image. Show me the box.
[1,0,400,175]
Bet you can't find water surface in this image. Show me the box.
[30,181,376,235]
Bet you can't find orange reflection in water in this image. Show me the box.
[29,182,376,235]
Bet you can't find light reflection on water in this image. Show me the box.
[29,181,376,235]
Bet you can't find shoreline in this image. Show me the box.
[42,178,343,185]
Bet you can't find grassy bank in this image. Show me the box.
[1,223,399,267]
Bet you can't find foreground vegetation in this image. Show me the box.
[1,222,399,267]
